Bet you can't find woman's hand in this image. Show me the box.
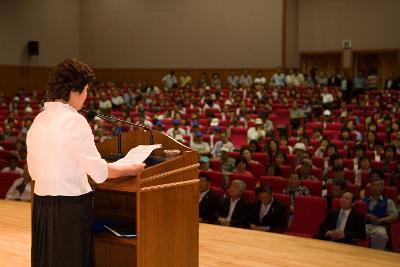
[107,162,146,178]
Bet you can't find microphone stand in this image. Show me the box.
[82,109,155,161]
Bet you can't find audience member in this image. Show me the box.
[319,192,366,244]
[364,171,399,249]
[216,180,249,228]
[232,158,253,176]
[1,155,23,175]
[5,164,31,201]
[283,172,311,214]
[199,173,220,224]
[249,185,288,233]
[247,118,265,143]
[190,131,210,156]
[166,119,186,142]
[212,132,234,159]
[220,146,236,174]
[162,70,177,89]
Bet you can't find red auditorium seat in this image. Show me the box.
[331,140,344,149]
[287,196,327,238]
[279,165,293,178]
[0,159,7,170]
[247,162,263,179]
[259,176,288,193]
[300,180,322,197]
[209,159,221,172]
[210,186,224,197]
[272,193,291,209]
[0,172,20,198]
[230,151,240,159]
[199,170,225,189]
[343,158,354,170]
[388,161,397,172]
[252,152,269,167]
[272,109,290,129]
[311,157,324,170]
[389,222,400,252]
[229,128,247,148]
[0,141,15,150]
[242,190,256,203]
[311,168,323,181]
[285,154,297,167]
[0,150,12,159]
[371,161,384,171]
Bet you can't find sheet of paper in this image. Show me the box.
[113,144,162,166]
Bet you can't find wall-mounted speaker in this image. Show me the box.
[28,41,39,56]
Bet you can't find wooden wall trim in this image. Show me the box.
[281,0,287,69]
[0,66,276,96]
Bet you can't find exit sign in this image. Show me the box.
[342,40,352,49]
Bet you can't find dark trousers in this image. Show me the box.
[32,192,94,267]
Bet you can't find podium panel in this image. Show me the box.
[94,129,199,267]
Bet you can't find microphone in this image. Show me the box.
[81,109,154,145]
[81,109,164,165]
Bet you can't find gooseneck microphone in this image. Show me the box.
[81,109,154,145]
[80,109,159,162]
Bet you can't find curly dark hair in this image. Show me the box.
[46,59,95,101]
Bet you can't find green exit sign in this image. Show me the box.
[342,40,352,49]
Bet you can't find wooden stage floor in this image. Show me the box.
[1,200,400,267]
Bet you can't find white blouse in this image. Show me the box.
[27,102,108,196]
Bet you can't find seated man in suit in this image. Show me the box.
[364,172,399,250]
[216,179,249,228]
[249,185,288,233]
[319,191,366,244]
[199,173,220,224]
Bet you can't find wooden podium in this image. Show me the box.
[94,128,199,267]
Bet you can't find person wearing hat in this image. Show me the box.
[247,118,266,143]
[212,132,234,159]
[190,130,210,156]
[166,119,186,143]
[293,142,306,166]
[210,118,219,128]
[153,119,165,133]
[220,145,236,174]
[199,156,211,171]
[363,171,399,250]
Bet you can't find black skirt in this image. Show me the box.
[32,192,94,267]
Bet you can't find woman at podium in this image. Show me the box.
[26,59,145,267]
